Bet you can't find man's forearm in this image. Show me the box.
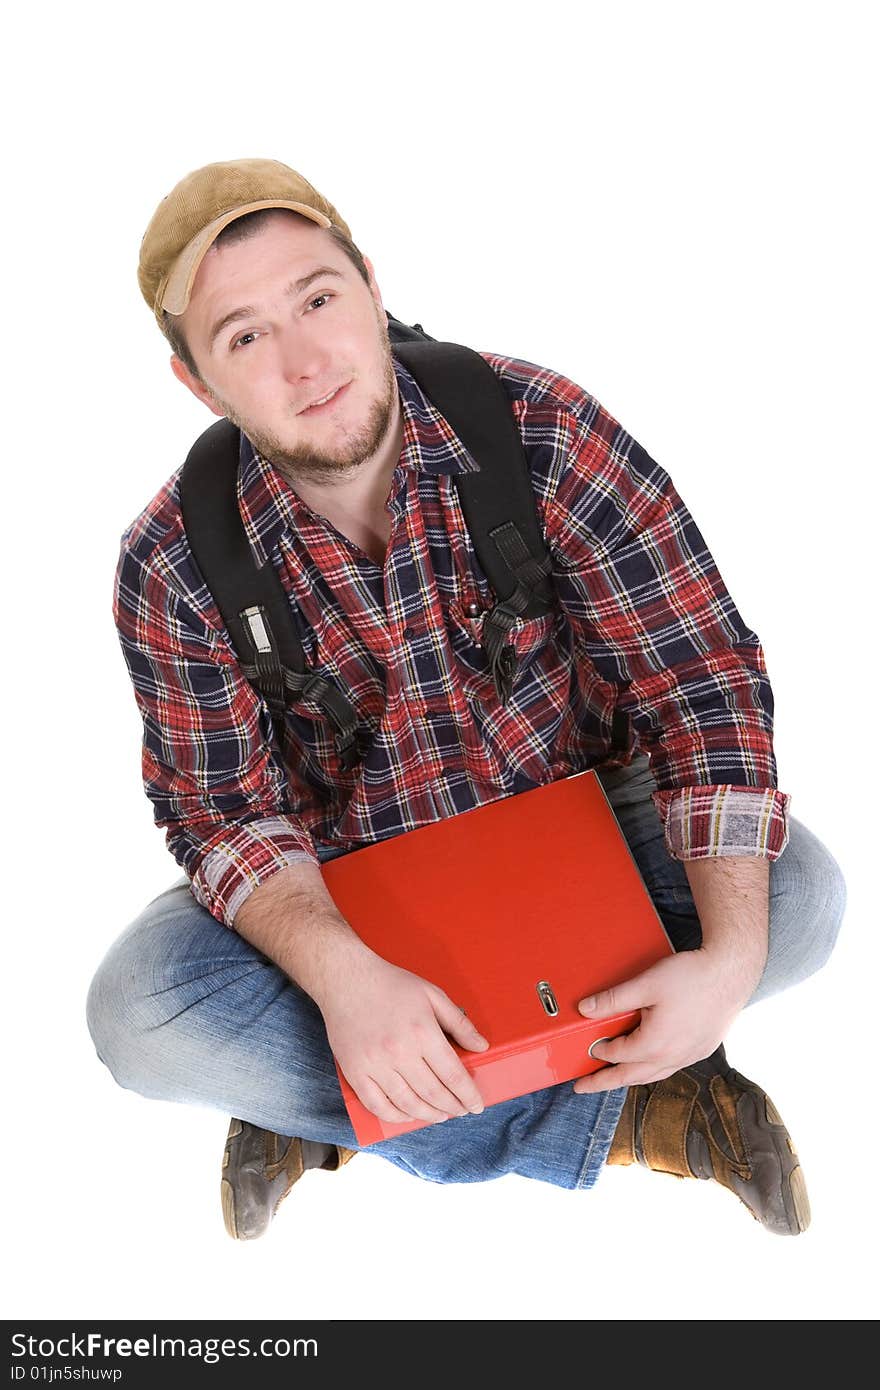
[233,862,371,1007]
[683,855,770,994]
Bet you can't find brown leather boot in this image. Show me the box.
[606,1045,810,1235]
[221,1118,357,1240]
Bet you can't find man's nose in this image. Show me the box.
[276,325,333,388]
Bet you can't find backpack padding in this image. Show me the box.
[391,341,556,619]
[179,416,306,677]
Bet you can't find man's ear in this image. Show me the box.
[363,256,385,314]
[169,354,225,418]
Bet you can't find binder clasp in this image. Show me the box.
[536,980,559,1017]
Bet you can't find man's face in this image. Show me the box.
[172,212,398,483]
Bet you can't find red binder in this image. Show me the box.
[321,768,674,1145]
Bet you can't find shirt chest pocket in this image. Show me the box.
[445,598,558,702]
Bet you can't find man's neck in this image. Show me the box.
[288,394,405,523]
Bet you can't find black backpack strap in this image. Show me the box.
[391,341,556,704]
[177,318,436,771]
[179,417,361,770]
[385,313,432,343]
[392,339,630,749]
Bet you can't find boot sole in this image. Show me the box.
[736,1081,811,1235]
[220,1177,239,1239]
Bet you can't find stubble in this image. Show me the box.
[211,305,398,488]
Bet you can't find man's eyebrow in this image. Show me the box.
[208,266,347,351]
[287,266,346,297]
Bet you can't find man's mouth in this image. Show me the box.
[301,382,350,414]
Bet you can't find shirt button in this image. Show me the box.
[465,601,481,617]
[403,626,416,640]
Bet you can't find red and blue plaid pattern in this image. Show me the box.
[114,352,790,926]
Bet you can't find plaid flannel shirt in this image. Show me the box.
[114,350,791,926]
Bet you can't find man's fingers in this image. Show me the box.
[587,1028,640,1066]
[578,972,658,1019]
[573,1062,679,1095]
[381,1068,467,1123]
[355,1075,424,1125]
[356,1071,458,1125]
[388,1059,474,1120]
[575,1026,672,1093]
[355,1047,484,1123]
[426,992,488,1114]
[423,1043,485,1115]
[573,1065,640,1095]
[432,991,490,1053]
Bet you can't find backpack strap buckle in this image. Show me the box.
[239,614,361,771]
[240,606,287,717]
[297,673,361,772]
[481,523,554,704]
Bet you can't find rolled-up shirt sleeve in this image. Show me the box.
[546,398,790,861]
[113,535,318,926]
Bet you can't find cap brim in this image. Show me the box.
[159,200,333,316]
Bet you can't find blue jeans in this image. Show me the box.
[85,756,847,1190]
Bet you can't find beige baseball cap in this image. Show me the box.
[138,157,352,328]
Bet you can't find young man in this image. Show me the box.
[86,158,846,1240]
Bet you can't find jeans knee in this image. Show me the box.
[754,835,848,1003]
[86,950,132,1087]
[85,935,170,1093]
[797,844,847,978]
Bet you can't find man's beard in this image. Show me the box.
[210,310,399,487]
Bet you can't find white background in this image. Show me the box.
[5,0,876,1323]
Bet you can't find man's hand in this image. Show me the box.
[574,853,771,1093]
[572,944,761,1094]
[233,861,490,1126]
[315,946,491,1125]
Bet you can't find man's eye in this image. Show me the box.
[231,295,331,350]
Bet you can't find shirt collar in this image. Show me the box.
[237,352,481,564]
